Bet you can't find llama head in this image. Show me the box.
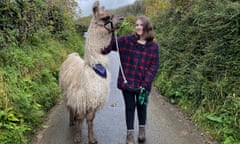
[92,0,124,33]
[84,1,123,66]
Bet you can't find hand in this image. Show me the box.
[124,83,140,93]
[101,47,107,54]
[138,87,150,105]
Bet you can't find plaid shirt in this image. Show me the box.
[102,35,160,91]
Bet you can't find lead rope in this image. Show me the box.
[114,31,128,84]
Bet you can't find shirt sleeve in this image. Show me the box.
[142,42,160,91]
[101,36,122,54]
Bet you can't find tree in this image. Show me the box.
[145,0,171,17]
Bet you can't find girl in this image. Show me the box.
[102,15,160,144]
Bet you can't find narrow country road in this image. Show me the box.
[32,52,217,144]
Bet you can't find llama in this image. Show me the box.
[59,1,123,143]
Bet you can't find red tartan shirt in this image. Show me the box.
[102,35,160,91]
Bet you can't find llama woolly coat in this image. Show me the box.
[59,16,113,114]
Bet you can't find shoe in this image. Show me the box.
[126,130,135,144]
[138,127,146,143]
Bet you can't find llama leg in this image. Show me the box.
[69,108,76,126]
[86,110,97,144]
[74,113,84,143]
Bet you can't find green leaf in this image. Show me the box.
[206,113,223,123]
[7,113,19,122]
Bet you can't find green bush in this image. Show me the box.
[117,19,134,36]
[0,0,85,143]
[0,27,85,143]
[154,0,240,143]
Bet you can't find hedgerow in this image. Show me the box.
[154,0,240,143]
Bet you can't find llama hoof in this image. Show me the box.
[69,120,76,127]
[74,135,81,143]
[89,140,98,144]
[88,135,97,144]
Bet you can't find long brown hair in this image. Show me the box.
[134,15,154,41]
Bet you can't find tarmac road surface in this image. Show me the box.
[32,52,217,144]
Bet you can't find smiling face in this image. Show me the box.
[134,15,154,41]
[135,19,144,37]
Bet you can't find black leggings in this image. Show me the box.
[122,90,147,130]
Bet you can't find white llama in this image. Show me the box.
[59,1,123,143]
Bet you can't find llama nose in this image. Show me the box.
[119,17,124,22]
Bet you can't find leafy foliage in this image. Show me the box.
[153,0,240,143]
[117,18,134,36]
[145,0,171,17]
[0,0,85,143]
[113,0,145,17]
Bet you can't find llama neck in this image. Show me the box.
[84,18,111,67]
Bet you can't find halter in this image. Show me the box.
[95,15,116,33]
[103,15,115,33]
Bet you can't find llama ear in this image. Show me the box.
[98,6,105,15]
[101,6,105,11]
[92,0,100,15]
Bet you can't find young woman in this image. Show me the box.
[102,15,160,144]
